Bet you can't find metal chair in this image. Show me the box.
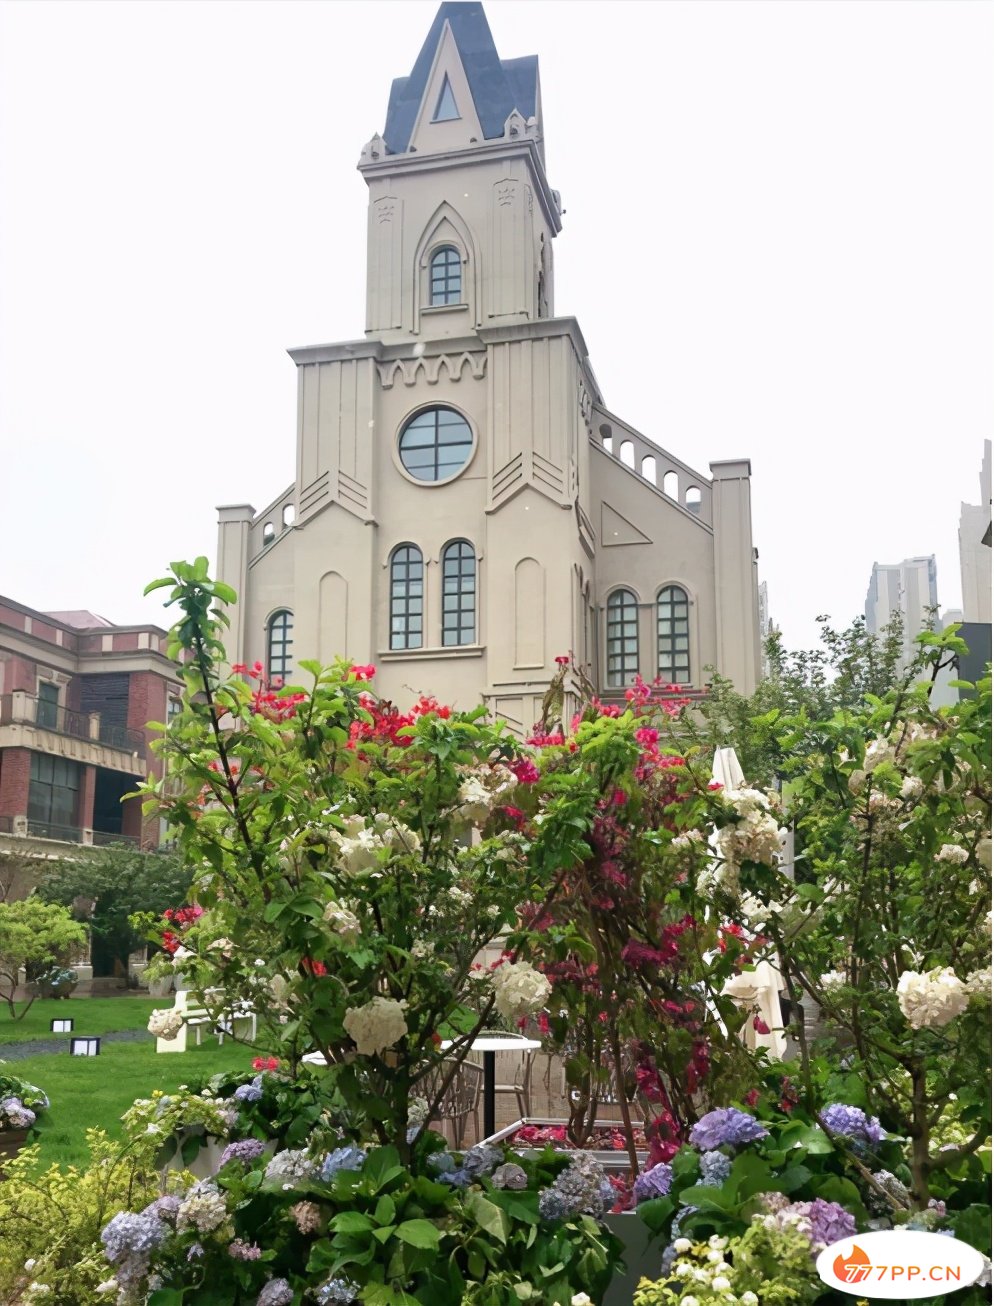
[423,1058,483,1149]
[485,1037,536,1118]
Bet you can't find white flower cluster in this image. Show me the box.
[900,775,924,801]
[936,844,969,865]
[328,814,421,875]
[715,789,782,873]
[863,737,894,771]
[177,1184,229,1234]
[739,891,781,930]
[820,970,848,993]
[147,1008,184,1040]
[456,764,518,824]
[490,960,551,1024]
[965,967,992,1001]
[342,996,408,1057]
[323,901,361,946]
[662,1234,760,1306]
[896,967,969,1029]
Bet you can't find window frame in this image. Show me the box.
[656,584,691,685]
[428,245,462,306]
[267,610,294,684]
[397,405,475,485]
[441,539,476,647]
[605,588,640,687]
[28,752,80,831]
[36,681,60,730]
[389,544,424,651]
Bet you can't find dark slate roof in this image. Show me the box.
[383,2,537,155]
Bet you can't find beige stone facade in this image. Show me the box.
[216,2,761,730]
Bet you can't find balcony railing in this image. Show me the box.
[0,817,140,848]
[0,695,145,752]
[90,829,140,848]
[25,819,84,843]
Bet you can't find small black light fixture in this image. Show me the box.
[50,1017,74,1034]
[69,1035,101,1057]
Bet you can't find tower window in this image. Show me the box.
[398,406,473,483]
[432,74,459,123]
[441,540,476,646]
[429,245,462,305]
[268,610,293,683]
[657,586,691,684]
[390,545,424,650]
[606,588,639,687]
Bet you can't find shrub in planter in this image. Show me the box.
[98,1132,623,1305]
[0,1071,48,1165]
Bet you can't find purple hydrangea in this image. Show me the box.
[819,1104,884,1151]
[689,1107,769,1152]
[699,1150,732,1187]
[257,1280,294,1306]
[142,1195,181,1223]
[229,1238,263,1260]
[795,1198,858,1250]
[436,1167,473,1188]
[319,1146,366,1181]
[633,1162,673,1203]
[0,1096,36,1129]
[234,1082,263,1103]
[187,1244,205,1261]
[538,1151,613,1221]
[219,1138,266,1168]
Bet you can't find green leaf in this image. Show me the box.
[148,1292,186,1306]
[394,1218,441,1250]
[953,1205,992,1255]
[374,1195,396,1226]
[636,1196,674,1234]
[329,1211,376,1234]
[465,1191,509,1245]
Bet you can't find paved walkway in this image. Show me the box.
[0,1028,151,1062]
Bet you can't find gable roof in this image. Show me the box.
[383,2,537,155]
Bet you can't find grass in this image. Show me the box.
[0,995,162,1044]
[0,997,262,1168]
[11,1038,252,1168]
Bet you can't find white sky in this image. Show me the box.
[1,0,991,653]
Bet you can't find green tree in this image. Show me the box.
[0,898,88,1019]
[36,845,191,977]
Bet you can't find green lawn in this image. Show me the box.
[11,1038,252,1168]
[0,995,162,1043]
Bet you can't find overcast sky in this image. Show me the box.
[1,0,991,653]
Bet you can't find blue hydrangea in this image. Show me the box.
[234,1082,263,1103]
[819,1104,884,1151]
[319,1146,367,1181]
[142,1194,181,1223]
[689,1107,768,1152]
[219,1138,266,1168]
[699,1150,732,1187]
[537,1151,612,1221]
[538,1186,572,1221]
[100,1211,168,1263]
[633,1162,673,1203]
[317,1279,360,1304]
[436,1167,472,1188]
[427,1152,456,1174]
[461,1144,503,1178]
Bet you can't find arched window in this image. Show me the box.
[606,588,639,687]
[429,246,461,305]
[390,545,423,650]
[398,406,473,482]
[441,540,476,646]
[657,586,690,684]
[268,610,293,683]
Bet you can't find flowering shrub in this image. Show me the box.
[0,1072,48,1131]
[97,1134,622,1305]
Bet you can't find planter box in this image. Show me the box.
[483,1117,648,1172]
[0,1128,31,1174]
[603,1212,660,1306]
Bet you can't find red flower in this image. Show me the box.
[252,1056,280,1071]
[753,1015,771,1035]
[744,1088,761,1107]
[300,957,328,977]
[349,664,376,681]
[510,757,540,785]
[554,655,570,666]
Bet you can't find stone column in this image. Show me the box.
[709,459,760,695]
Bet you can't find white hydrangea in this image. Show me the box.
[490,960,552,1023]
[896,967,969,1029]
[820,970,848,992]
[148,1008,185,1040]
[328,814,420,874]
[936,844,969,865]
[716,806,782,871]
[171,945,194,966]
[456,764,518,824]
[739,892,773,929]
[323,901,361,945]
[964,967,991,1001]
[900,775,924,800]
[672,830,705,851]
[727,788,772,816]
[864,737,894,770]
[343,997,408,1057]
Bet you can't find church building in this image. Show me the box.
[216,1,762,732]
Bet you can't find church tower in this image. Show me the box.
[217,2,762,731]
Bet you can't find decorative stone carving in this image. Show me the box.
[377,351,487,389]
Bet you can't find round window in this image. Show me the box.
[398,407,473,483]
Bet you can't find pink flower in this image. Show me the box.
[510,757,540,785]
[554,655,570,666]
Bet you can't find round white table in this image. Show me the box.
[441,1034,541,1139]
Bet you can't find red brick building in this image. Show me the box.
[0,596,182,867]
